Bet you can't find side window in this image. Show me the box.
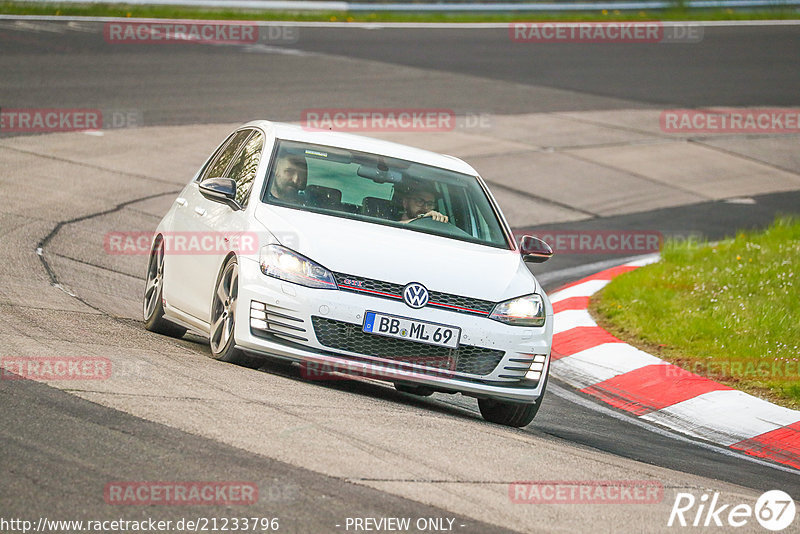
[198,130,253,183]
[227,131,265,207]
[195,132,235,182]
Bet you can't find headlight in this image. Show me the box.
[489,294,546,327]
[259,245,337,290]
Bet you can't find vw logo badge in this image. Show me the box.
[403,282,429,309]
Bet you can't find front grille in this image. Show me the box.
[333,272,496,317]
[311,316,504,376]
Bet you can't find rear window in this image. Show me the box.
[261,140,511,249]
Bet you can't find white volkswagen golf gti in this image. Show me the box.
[144,120,554,427]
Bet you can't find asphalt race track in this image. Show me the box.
[2,21,799,125]
[1,19,799,533]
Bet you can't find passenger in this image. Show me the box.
[397,179,448,223]
[269,155,308,202]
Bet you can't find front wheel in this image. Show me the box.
[143,237,187,338]
[478,375,548,427]
[209,257,262,368]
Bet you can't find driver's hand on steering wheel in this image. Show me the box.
[418,210,448,223]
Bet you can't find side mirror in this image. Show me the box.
[199,177,240,210]
[520,235,553,263]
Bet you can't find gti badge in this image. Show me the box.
[403,282,429,309]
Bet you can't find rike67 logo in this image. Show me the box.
[668,490,796,531]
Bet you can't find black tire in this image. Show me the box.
[143,237,187,338]
[394,383,434,397]
[209,256,262,368]
[478,375,548,427]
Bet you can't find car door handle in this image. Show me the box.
[175,197,188,207]
[194,207,206,216]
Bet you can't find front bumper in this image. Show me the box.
[234,257,553,403]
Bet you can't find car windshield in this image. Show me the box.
[261,140,511,248]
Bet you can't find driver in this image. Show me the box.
[269,155,308,202]
[397,178,448,223]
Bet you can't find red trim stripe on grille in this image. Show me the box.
[339,284,491,315]
[429,300,491,315]
[338,284,403,299]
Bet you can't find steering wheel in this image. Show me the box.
[406,215,473,238]
[407,214,444,225]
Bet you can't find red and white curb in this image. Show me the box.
[548,254,800,471]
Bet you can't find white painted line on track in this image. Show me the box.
[625,253,661,267]
[1,15,800,28]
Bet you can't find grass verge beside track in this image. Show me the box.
[591,216,800,410]
[0,2,799,22]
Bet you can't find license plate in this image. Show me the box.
[362,311,460,349]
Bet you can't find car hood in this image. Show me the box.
[253,204,539,301]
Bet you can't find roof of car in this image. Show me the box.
[242,120,479,176]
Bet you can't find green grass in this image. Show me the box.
[590,216,800,410]
[1,1,798,22]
